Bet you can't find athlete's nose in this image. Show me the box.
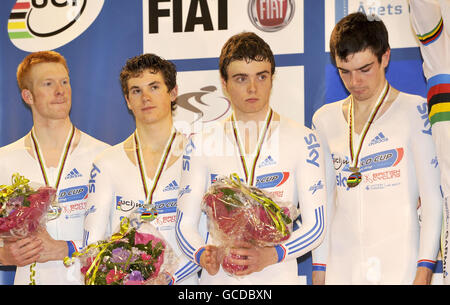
[142,89,151,103]
[349,71,362,87]
[247,77,257,93]
[55,82,65,96]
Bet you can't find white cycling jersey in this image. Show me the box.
[409,0,450,283]
[0,129,109,285]
[83,131,200,285]
[175,110,327,285]
[311,92,442,284]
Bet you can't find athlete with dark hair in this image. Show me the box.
[83,53,200,285]
[312,12,442,284]
[176,32,327,285]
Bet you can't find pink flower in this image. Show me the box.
[141,253,152,261]
[80,257,94,274]
[106,269,126,284]
[134,231,165,248]
[150,250,165,279]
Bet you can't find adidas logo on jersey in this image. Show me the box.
[163,180,179,192]
[369,132,388,146]
[259,155,276,168]
[65,168,82,179]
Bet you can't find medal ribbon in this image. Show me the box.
[134,128,176,205]
[30,124,75,189]
[231,108,273,186]
[348,82,390,171]
[29,124,75,285]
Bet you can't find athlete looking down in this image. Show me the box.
[311,12,443,284]
[175,32,328,285]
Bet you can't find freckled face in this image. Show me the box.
[24,62,72,120]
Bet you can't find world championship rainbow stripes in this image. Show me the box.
[8,1,33,39]
[416,17,444,46]
[427,74,450,126]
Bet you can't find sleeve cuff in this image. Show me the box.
[417,259,436,271]
[274,245,286,263]
[66,240,77,258]
[194,247,206,265]
[312,263,327,272]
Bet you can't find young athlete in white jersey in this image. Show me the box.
[83,54,200,285]
[311,12,443,284]
[175,32,327,285]
[409,0,450,283]
[0,51,109,284]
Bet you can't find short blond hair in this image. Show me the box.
[17,51,69,91]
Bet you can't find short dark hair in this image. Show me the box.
[219,32,275,81]
[329,12,390,66]
[120,53,177,111]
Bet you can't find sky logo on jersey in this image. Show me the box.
[182,138,196,172]
[259,155,277,168]
[336,172,350,191]
[356,148,404,173]
[417,102,432,135]
[255,172,289,189]
[368,132,388,146]
[153,198,177,215]
[58,185,88,203]
[163,180,179,192]
[304,133,320,167]
[8,0,104,52]
[65,168,82,179]
[115,196,145,212]
[88,163,100,193]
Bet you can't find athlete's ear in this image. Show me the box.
[220,77,229,98]
[381,48,391,70]
[169,85,178,102]
[21,89,33,106]
[124,95,132,110]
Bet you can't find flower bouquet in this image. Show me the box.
[0,173,58,239]
[65,218,179,285]
[202,174,296,276]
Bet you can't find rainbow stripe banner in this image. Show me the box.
[8,1,33,39]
